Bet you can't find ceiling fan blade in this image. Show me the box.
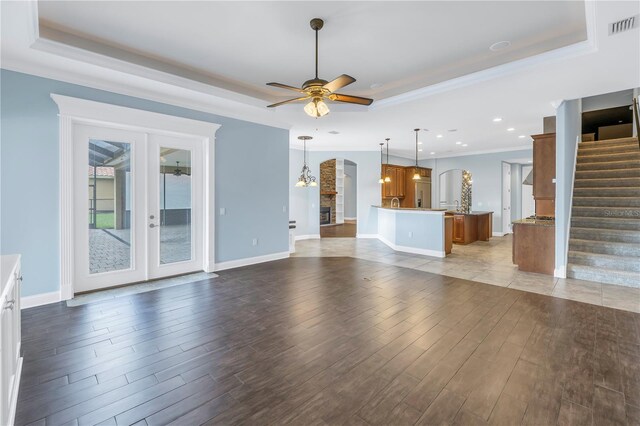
[267,82,305,93]
[323,74,356,93]
[329,93,373,106]
[267,96,311,108]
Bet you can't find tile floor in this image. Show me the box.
[293,235,640,313]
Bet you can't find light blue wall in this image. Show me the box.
[421,148,533,234]
[555,99,581,274]
[1,69,289,297]
[510,163,523,223]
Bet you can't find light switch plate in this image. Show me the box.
[220,208,226,215]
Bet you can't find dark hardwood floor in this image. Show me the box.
[320,221,357,238]
[17,257,640,425]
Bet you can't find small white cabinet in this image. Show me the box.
[0,255,22,426]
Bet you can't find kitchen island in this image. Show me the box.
[374,206,450,257]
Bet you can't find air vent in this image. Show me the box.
[609,15,638,35]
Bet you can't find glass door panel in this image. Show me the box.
[88,139,132,274]
[159,148,192,264]
[74,124,147,293]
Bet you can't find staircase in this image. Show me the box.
[567,136,640,287]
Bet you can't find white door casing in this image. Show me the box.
[502,162,512,234]
[52,94,220,299]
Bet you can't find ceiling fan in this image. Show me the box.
[266,18,373,117]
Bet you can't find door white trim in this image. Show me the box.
[51,94,220,300]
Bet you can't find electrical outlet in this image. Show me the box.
[220,208,226,215]
[283,205,287,213]
[408,231,413,238]
[252,238,258,246]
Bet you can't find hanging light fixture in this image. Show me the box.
[295,136,318,187]
[413,129,421,180]
[378,143,385,184]
[384,138,391,182]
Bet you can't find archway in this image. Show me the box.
[319,158,357,238]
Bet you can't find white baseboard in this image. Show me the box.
[493,232,506,237]
[356,234,379,239]
[344,217,357,221]
[21,290,61,309]
[554,266,567,279]
[295,234,321,241]
[214,251,290,272]
[377,235,446,258]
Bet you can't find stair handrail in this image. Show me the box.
[633,96,640,148]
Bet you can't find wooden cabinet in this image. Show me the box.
[532,133,556,216]
[445,216,453,254]
[1,255,22,426]
[452,212,492,244]
[382,165,406,199]
[513,222,555,275]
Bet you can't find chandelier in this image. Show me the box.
[295,136,318,187]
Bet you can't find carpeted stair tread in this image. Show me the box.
[572,206,640,218]
[566,264,640,288]
[572,196,640,207]
[571,216,640,230]
[568,238,640,256]
[577,152,640,163]
[578,144,640,156]
[576,159,640,171]
[568,250,640,272]
[578,137,638,148]
[575,168,640,179]
[573,187,640,197]
[574,177,640,188]
[570,227,640,243]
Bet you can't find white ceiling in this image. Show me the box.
[36,1,588,102]
[2,1,639,159]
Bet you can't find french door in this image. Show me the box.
[73,124,204,293]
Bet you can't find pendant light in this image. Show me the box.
[412,128,421,180]
[378,143,385,184]
[384,138,391,182]
[295,136,318,187]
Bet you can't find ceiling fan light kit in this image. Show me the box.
[266,18,373,118]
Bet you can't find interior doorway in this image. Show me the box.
[319,158,357,238]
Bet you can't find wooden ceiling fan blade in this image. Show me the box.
[267,82,305,93]
[323,74,356,93]
[267,96,311,108]
[330,93,373,106]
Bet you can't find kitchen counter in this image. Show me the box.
[512,218,555,227]
[449,211,493,216]
[372,206,447,213]
[375,206,447,257]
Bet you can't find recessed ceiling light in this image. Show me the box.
[436,134,443,138]
[455,141,462,145]
[430,151,435,155]
[328,130,340,135]
[418,149,423,152]
[370,83,382,89]
[462,144,468,147]
[518,135,526,138]
[418,142,423,145]
[527,160,533,163]
[493,117,503,122]
[507,128,515,132]
[489,40,511,51]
